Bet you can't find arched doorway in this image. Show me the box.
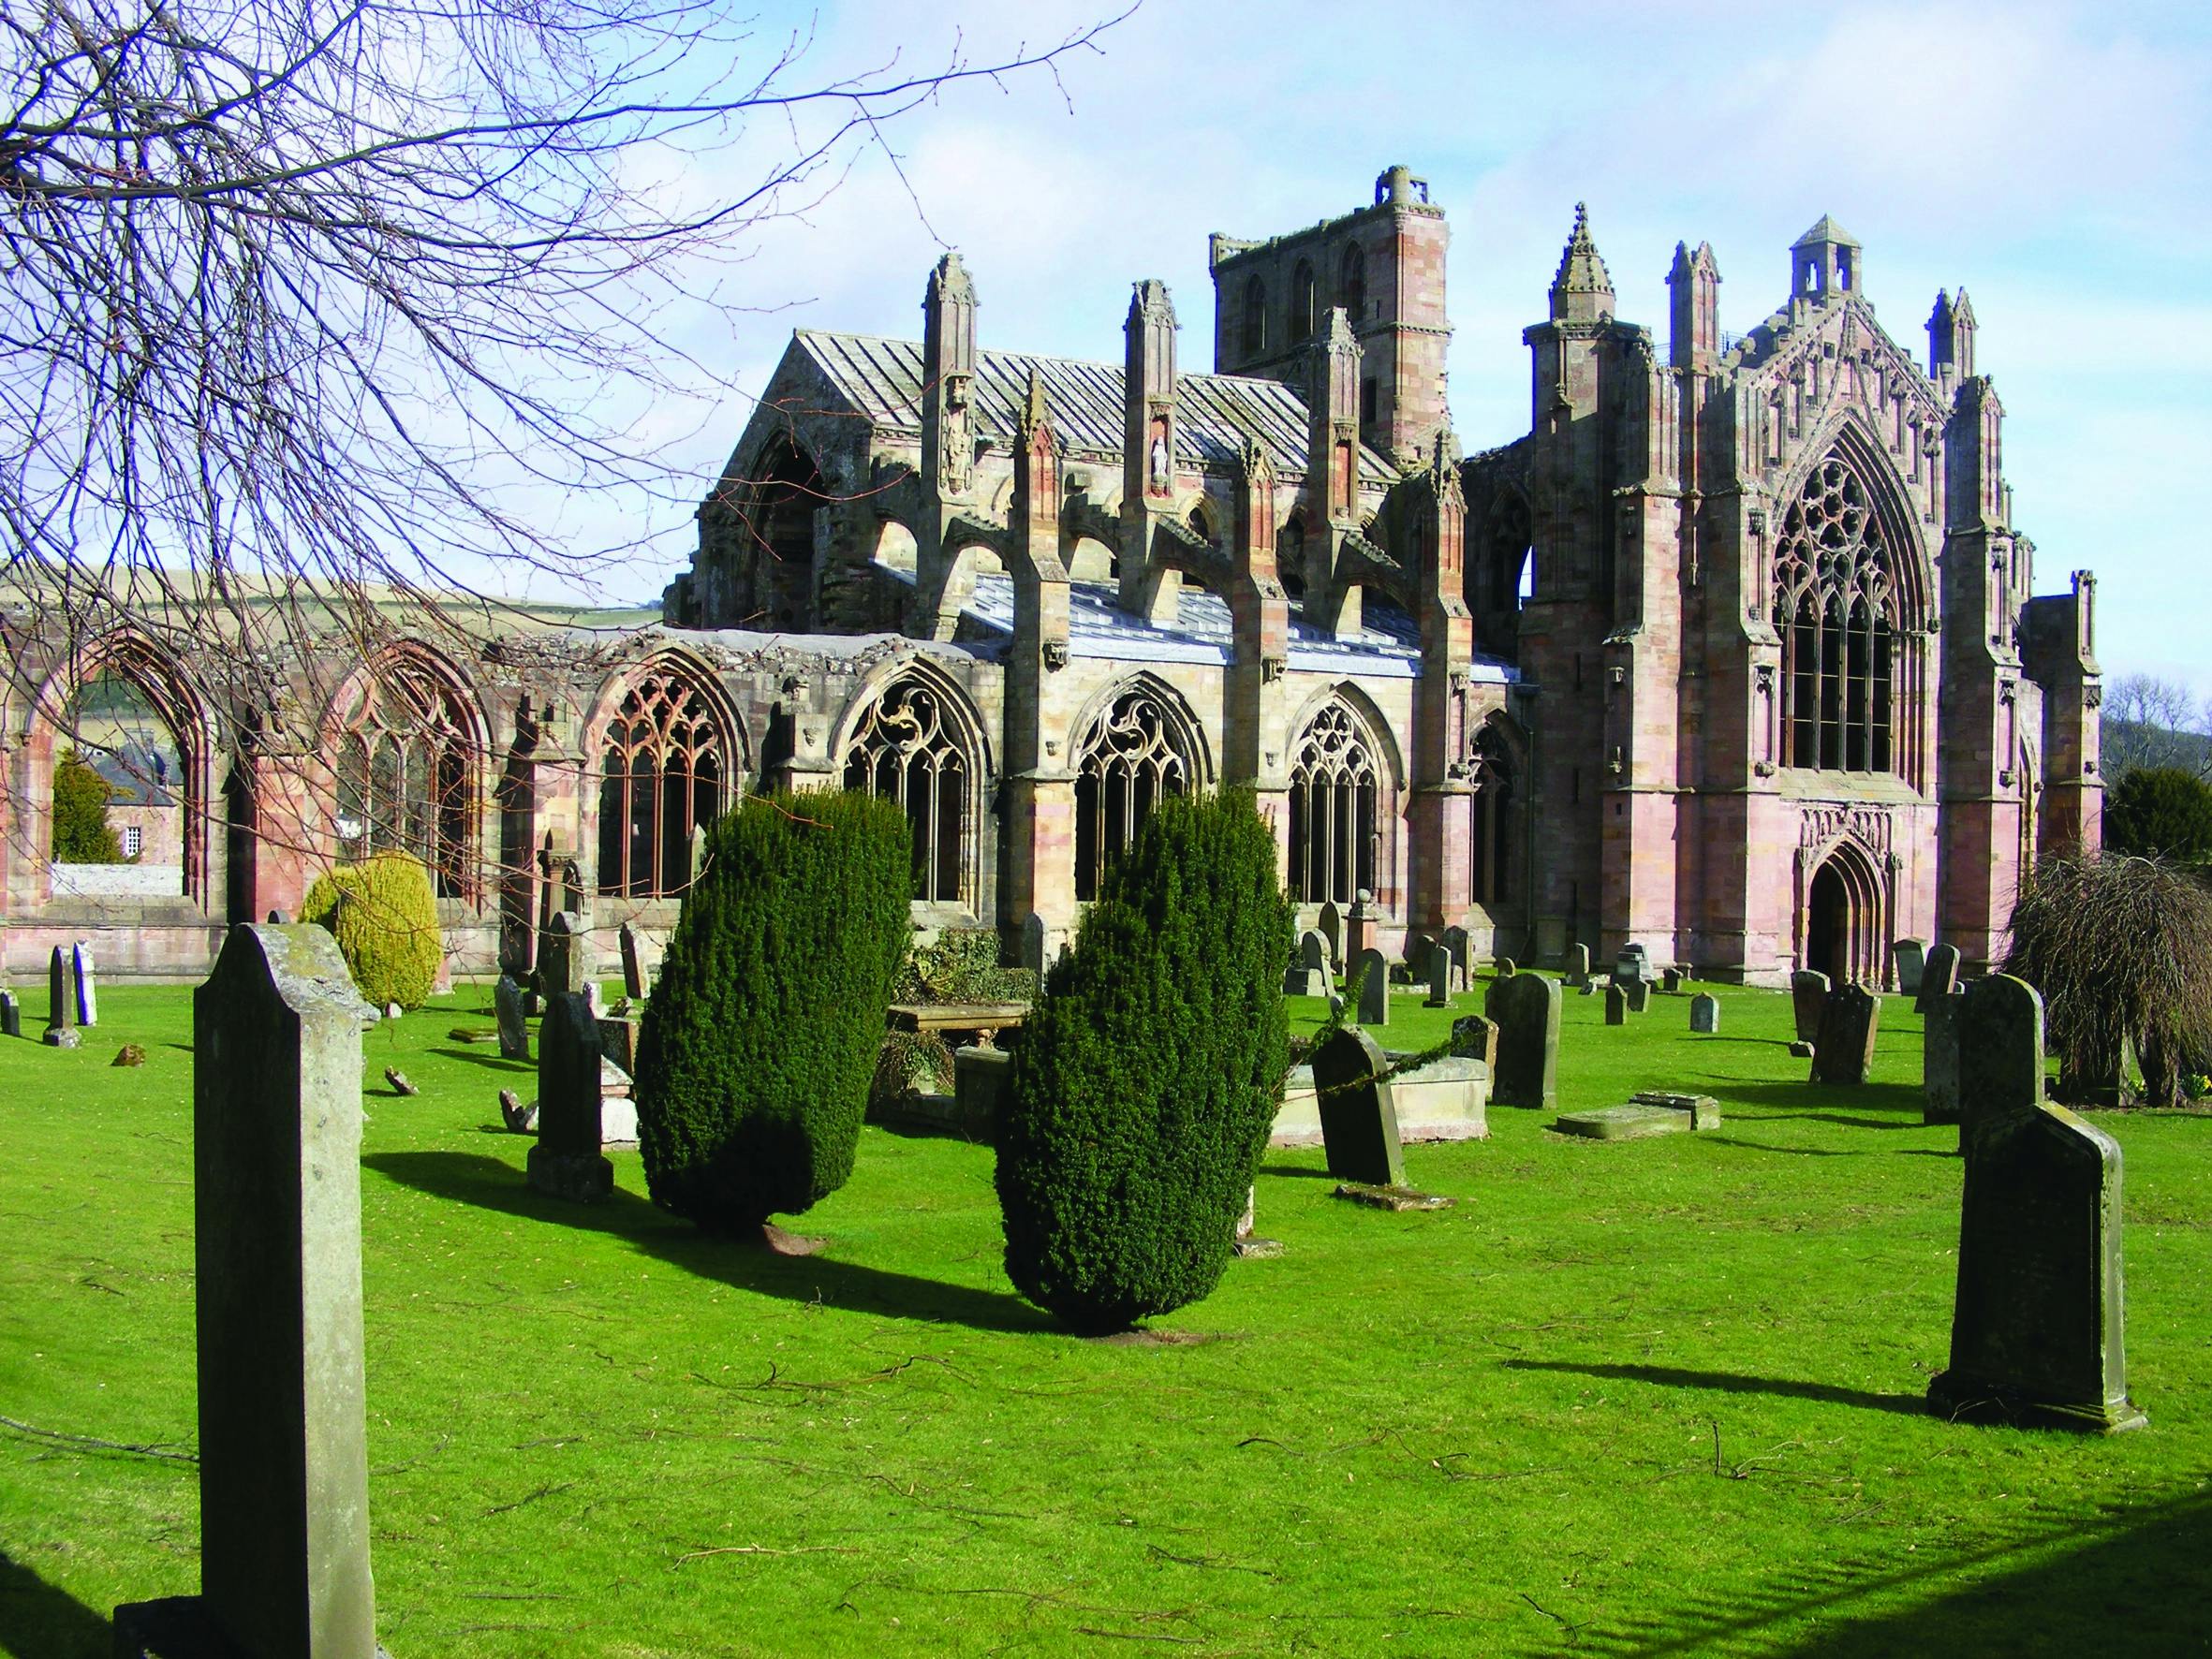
[1802,844,1884,985]
[1806,861,1849,982]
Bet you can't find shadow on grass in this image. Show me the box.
[363,1150,1053,1336]
[1584,1486,2212,1657]
[426,1047,534,1074]
[1713,1079,1928,1123]
[1258,1163,1337,1181]
[1701,1136,1872,1158]
[0,1549,110,1659]
[1498,1358,1929,1417]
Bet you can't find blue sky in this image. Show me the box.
[591,0,2210,696]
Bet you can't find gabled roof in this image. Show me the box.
[1792,213,1861,249]
[790,331,1401,487]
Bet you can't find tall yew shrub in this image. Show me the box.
[996,788,1291,1333]
[637,790,911,1235]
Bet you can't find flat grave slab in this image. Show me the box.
[1553,1092,1719,1141]
[1332,1182,1453,1212]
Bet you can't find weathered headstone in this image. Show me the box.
[1425,942,1453,1008]
[71,940,97,1026]
[538,910,589,999]
[1441,926,1471,993]
[1565,943,1591,989]
[1894,937,1927,996]
[1660,966,1683,995]
[499,1089,535,1133]
[1490,972,1560,1111]
[1310,1026,1406,1188]
[1346,890,1379,963]
[1623,977,1651,1015]
[1791,969,1831,1044]
[1449,1014,1498,1072]
[1578,980,1597,997]
[1928,975,2146,1432]
[1916,943,1962,1013]
[1614,943,1652,986]
[618,921,646,1002]
[1605,983,1627,1026]
[382,1066,417,1096]
[43,946,79,1048]
[494,974,530,1063]
[1318,901,1343,969]
[526,990,612,1202]
[113,923,384,1655]
[1354,946,1390,1027]
[1495,955,1517,981]
[1555,1091,1721,1140]
[1811,981,1880,1085]
[1285,930,1329,997]
[597,1015,641,1077]
[1689,992,1720,1034]
[0,991,18,1039]
[1924,986,1963,1125]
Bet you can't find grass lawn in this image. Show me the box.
[2,974,2208,1656]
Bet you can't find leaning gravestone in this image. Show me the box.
[1894,937,1927,997]
[1441,926,1471,993]
[1689,993,1719,1034]
[43,946,79,1049]
[1450,1014,1498,1072]
[1928,974,2146,1432]
[1310,1026,1406,1188]
[0,990,18,1040]
[1916,943,1961,1013]
[1924,985,1964,1125]
[1317,901,1343,969]
[72,940,97,1026]
[1605,983,1627,1026]
[113,924,385,1656]
[618,921,646,1002]
[1425,942,1453,1008]
[1565,943,1591,989]
[1811,982,1880,1086]
[526,991,612,1202]
[1624,977,1651,1015]
[1791,970,1831,1045]
[1354,947,1390,1028]
[1491,972,1560,1111]
[538,910,589,998]
[494,974,530,1063]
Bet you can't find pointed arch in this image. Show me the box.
[323,640,489,901]
[1469,708,1527,912]
[1799,834,1886,987]
[584,647,749,900]
[1339,242,1367,324]
[1069,673,1209,902]
[1290,259,1317,343]
[1480,486,1536,615]
[836,656,992,909]
[1285,684,1401,907]
[1240,275,1267,357]
[743,432,827,628]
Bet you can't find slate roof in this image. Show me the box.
[792,331,1402,488]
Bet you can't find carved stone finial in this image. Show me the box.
[1551,202,1615,301]
[927,251,977,307]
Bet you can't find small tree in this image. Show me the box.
[52,749,124,862]
[636,791,911,1237]
[301,851,446,1008]
[2003,853,2212,1107]
[2104,767,2212,862]
[996,789,1291,1334]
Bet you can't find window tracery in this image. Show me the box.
[1774,453,1897,773]
[1290,259,1317,343]
[1074,686,1194,902]
[333,660,475,897]
[1241,276,1266,357]
[1288,701,1379,905]
[843,675,972,904]
[597,671,728,898]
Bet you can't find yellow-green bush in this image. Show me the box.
[302,851,444,1008]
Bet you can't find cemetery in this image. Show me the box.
[3,857,2209,1656]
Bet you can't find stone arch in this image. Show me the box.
[1069,672,1210,902]
[1469,707,1528,914]
[1479,486,1536,616]
[745,432,827,628]
[1240,275,1267,357]
[835,656,993,910]
[1339,242,1367,323]
[583,648,750,900]
[872,517,920,575]
[1799,835,1885,986]
[321,641,491,902]
[1284,684,1403,909]
[1778,413,1932,627]
[1290,258,1317,343]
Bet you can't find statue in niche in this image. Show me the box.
[1147,416,1172,497]
[939,374,973,497]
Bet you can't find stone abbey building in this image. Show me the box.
[5,168,2101,987]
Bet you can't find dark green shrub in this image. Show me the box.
[2105,766,2212,862]
[636,790,911,1234]
[301,850,443,1007]
[52,749,124,862]
[995,788,1291,1332]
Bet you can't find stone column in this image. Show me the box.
[1224,432,1292,878]
[1408,430,1475,942]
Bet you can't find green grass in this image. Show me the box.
[3,976,2208,1655]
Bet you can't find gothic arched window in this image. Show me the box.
[1074,685,1196,901]
[1774,453,1897,773]
[597,671,729,898]
[1288,701,1379,905]
[334,660,476,898]
[1340,242,1366,324]
[843,674,974,904]
[1291,259,1317,343]
[1241,276,1266,357]
[1488,492,1533,612]
[1280,510,1308,599]
[1470,727,1513,908]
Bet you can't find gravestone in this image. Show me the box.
[1660,966,1683,995]
[1555,1091,1721,1140]
[1450,1014,1498,1072]
[1791,970,1831,1044]
[1811,982,1880,1086]
[1495,956,1517,981]
[112,923,385,1655]
[1614,943,1651,986]
[538,910,589,999]
[619,921,646,1002]
[0,991,16,1039]
[1346,890,1379,963]
[1441,926,1471,993]
[1623,978,1651,1015]
[1565,943,1591,989]
[71,940,97,1026]
[1689,993,1720,1034]
[1310,1026,1406,1188]
[494,974,530,1063]
[43,946,79,1048]
[1928,975,2146,1432]
[597,1015,641,1077]
[1285,930,1329,997]
[1354,947,1390,1027]
[1578,980,1597,997]
[1318,901,1343,969]
[526,990,612,1202]
[1490,972,1560,1110]
[1924,986,1963,1125]
[1894,937,1927,996]
[1916,943,1962,1013]
[1605,983,1627,1026]
[1425,942,1453,1008]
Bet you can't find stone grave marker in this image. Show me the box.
[1924,985,1963,1125]
[0,991,18,1039]
[1660,966,1683,994]
[1917,943,1961,1012]
[494,974,530,1062]
[1624,977,1651,1015]
[538,910,589,998]
[1425,942,1453,1008]
[1354,947,1390,1027]
[526,990,612,1202]
[1811,982,1880,1085]
[1490,972,1560,1111]
[1928,975,2146,1432]
[1554,1091,1721,1140]
[1614,943,1651,986]
[1894,937,1927,996]
[113,923,385,1656]
[43,946,79,1048]
[1286,930,1329,997]
[1310,1026,1406,1188]
[1689,992,1720,1034]
[1318,901,1343,969]
[1347,890,1379,962]
[619,921,646,1001]
[1605,983,1627,1026]
[1449,1014,1498,1072]
[1791,970,1831,1044]
[1565,943,1591,989]
[72,940,97,1026]
[1495,955,1517,981]
[1441,925,1471,992]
